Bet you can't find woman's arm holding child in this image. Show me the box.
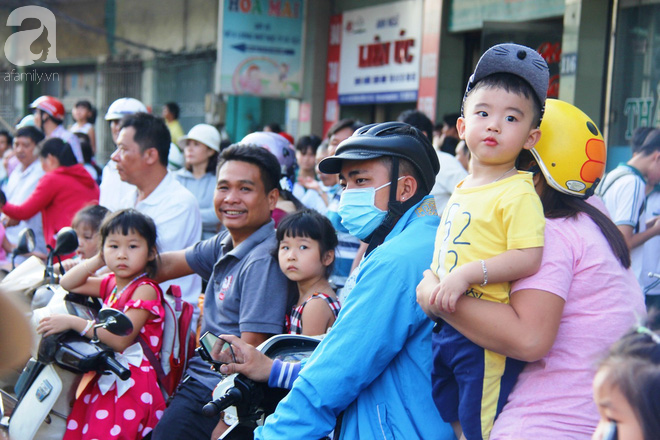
[417,269,563,362]
[428,247,543,313]
[59,253,104,296]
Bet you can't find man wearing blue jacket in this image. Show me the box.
[223,122,455,439]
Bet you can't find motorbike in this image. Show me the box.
[1,308,133,440]
[1,226,79,311]
[0,227,114,440]
[199,332,321,439]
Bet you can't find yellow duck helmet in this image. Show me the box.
[531,99,606,198]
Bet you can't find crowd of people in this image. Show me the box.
[0,42,658,440]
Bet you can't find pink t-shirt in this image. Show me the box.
[490,214,646,440]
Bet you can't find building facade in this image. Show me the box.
[0,0,656,168]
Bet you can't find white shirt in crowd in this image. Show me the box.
[117,171,203,327]
[4,160,47,257]
[431,150,468,215]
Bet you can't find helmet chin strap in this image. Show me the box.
[365,157,423,256]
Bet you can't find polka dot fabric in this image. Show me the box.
[63,274,166,440]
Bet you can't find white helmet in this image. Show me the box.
[178,124,221,152]
[104,97,147,121]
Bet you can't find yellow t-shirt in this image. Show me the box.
[167,119,185,146]
[430,172,545,304]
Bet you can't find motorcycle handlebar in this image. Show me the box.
[103,354,131,381]
[202,387,243,417]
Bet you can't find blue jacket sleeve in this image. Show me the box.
[254,246,427,438]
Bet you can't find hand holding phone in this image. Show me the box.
[197,331,236,371]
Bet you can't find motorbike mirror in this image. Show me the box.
[14,228,35,256]
[96,308,133,337]
[52,227,79,256]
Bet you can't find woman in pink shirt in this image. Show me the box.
[418,100,646,439]
[0,138,99,249]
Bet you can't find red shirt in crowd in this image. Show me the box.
[3,164,99,248]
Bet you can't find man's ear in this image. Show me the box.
[267,188,279,210]
[143,147,160,165]
[322,249,335,267]
[456,117,467,140]
[523,128,542,150]
[398,175,418,202]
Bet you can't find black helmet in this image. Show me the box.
[319,121,440,194]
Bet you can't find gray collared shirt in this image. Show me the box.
[185,220,291,389]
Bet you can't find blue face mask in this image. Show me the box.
[338,179,398,240]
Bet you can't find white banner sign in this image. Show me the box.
[338,0,422,104]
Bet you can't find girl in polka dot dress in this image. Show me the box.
[38,209,166,439]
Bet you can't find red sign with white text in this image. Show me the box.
[323,14,342,137]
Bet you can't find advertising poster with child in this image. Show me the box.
[217,0,305,98]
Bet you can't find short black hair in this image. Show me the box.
[327,118,365,138]
[15,126,44,146]
[165,102,180,119]
[295,135,322,154]
[0,130,13,147]
[119,112,171,167]
[99,208,159,277]
[397,109,433,142]
[217,144,282,193]
[443,113,460,128]
[74,132,93,162]
[265,122,282,133]
[74,100,92,111]
[39,137,78,167]
[631,127,654,154]
[636,128,660,156]
[274,209,338,278]
[467,72,543,126]
[72,204,111,233]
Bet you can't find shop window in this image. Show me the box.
[609,2,660,157]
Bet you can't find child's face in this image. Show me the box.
[458,86,541,169]
[316,149,338,187]
[102,230,152,281]
[278,235,332,283]
[296,148,316,174]
[73,105,89,122]
[592,367,644,440]
[74,222,98,260]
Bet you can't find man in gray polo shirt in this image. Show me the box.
[152,145,292,440]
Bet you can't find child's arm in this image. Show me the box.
[428,247,543,313]
[300,298,337,336]
[59,253,105,296]
[37,283,158,352]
